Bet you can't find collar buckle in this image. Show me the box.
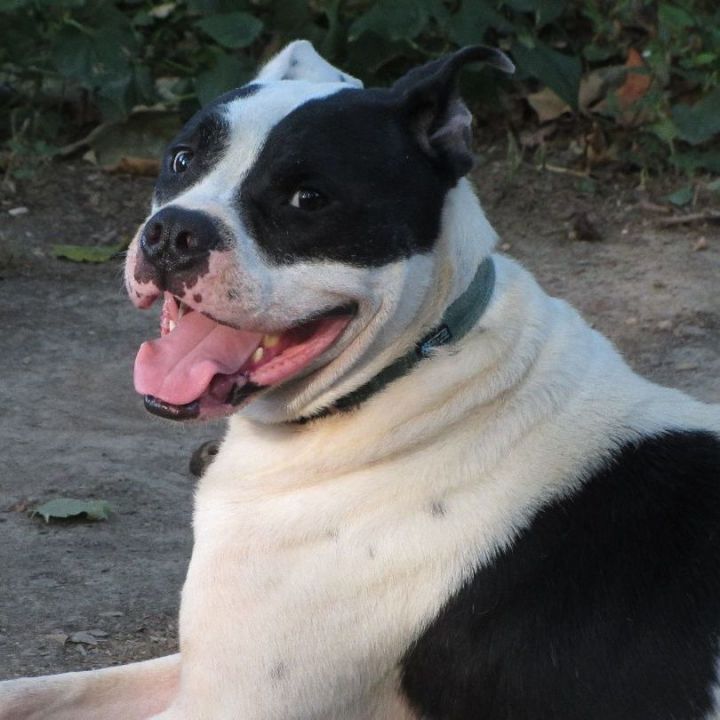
[417,325,452,357]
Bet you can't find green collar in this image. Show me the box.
[300,256,496,422]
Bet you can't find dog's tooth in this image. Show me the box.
[177,302,186,320]
[168,320,177,332]
[252,347,265,364]
[263,334,280,348]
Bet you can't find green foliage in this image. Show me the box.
[0,0,718,173]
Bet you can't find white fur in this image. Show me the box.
[4,41,720,720]
[257,40,363,87]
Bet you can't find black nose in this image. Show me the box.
[140,206,223,272]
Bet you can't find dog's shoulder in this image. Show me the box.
[401,428,720,720]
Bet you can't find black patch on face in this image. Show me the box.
[401,430,720,719]
[239,88,455,267]
[154,83,261,206]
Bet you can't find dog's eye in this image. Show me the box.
[171,148,194,174]
[289,188,328,212]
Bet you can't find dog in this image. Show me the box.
[2,39,720,720]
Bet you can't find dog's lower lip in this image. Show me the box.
[144,395,200,421]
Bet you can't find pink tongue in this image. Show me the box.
[134,312,262,405]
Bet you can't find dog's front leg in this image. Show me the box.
[0,653,180,720]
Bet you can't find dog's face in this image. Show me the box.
[124,41,512,423]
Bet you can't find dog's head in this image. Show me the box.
[125,40,513,423]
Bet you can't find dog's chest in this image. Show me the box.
[175,446,478,719]
[168,388,615,720]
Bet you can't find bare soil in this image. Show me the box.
[0,155,717,679]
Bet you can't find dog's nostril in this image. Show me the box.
[146,223,163,245]
[175,231,192,252]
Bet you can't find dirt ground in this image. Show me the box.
[0,154,718,679]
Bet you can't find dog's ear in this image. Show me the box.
[256,40,363,88]
[392,46,514,181]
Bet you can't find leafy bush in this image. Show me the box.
[1,0,718,174]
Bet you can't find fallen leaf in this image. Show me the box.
[578,69,609,112]
[693,236,709,251]
[664,185,694,207]
[51,243,127,264]
[585,122,615,166]
[85,111,180,171]
[615,48,653,126]
[149,2,176,19]
[31,498,112,523]
[527,87,569,123]
[520,123,557,149]
[104,157,161,177]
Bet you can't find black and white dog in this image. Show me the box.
[2,40,720,720]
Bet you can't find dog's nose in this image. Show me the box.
[140,206,222,272]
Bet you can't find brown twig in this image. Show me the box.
[637,199,671,214]
[544,163,590,178]
[657,211,720,227]
[56,123,109,158]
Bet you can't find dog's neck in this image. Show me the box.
[296,254,496,422]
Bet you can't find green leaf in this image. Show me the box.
[187,0,249,13]
[665,185,693,206]
[0,0,35,9]
[447,0,513,46]
[582,44,617,63]
[195,51,252,106]
[707,178,720,192]
[349,0,431,42]
[32,498,112,523]
[504,0,537,12]
[50,7,137,118]
[658,3,695,32]
[512,41,581,109]
[691,52,717,67]
[344,31,408,79]
[269,0,318,39]
[671,148,720,174]
[52,244,125,263]
[195,11,262,48]
[535,0,566,28]
[648,116,678,144]
[672,88,720,145]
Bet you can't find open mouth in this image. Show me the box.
[134,294,354,421]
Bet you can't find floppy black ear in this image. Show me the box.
[392,46,514,181]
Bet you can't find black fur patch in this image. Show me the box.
[154,83,261,206]
[239,88,455,266]
[401,430,720,720]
